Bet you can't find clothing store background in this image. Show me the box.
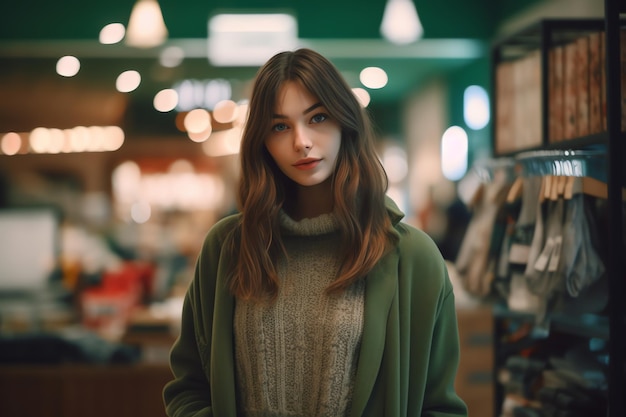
[0,1,610,417]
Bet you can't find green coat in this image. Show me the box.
[163,199,468,417]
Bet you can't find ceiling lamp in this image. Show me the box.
[380,0,423,44]
[126,0,168,48]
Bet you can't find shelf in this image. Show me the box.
[491,18,624,157]
[494,133,610,158]
[493,304,610,340]
[493,19,607,62]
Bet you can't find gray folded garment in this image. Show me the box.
[561,193,605,297]
[527,197,564,293]
[524,188,606,320]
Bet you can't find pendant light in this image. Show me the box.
[380,0,423,45]
[126,0,168,48]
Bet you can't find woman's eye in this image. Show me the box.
[311,113,327,124]
[272,123,288,132]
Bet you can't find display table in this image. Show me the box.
[0,364,172,417]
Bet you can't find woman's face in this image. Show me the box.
[264,81,342,188]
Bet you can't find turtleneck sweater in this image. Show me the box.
[233,211,365,417]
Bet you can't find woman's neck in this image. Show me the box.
[285,179,334,221]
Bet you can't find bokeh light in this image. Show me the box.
[56,56,80,77]
[116,70,141,93]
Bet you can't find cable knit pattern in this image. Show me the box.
[234,211,365,417]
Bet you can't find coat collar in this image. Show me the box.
[384,194,405,227]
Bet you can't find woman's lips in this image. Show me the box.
[293,158,321,170]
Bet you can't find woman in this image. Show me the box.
[163,48,467,417]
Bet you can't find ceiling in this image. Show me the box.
[0,0,544,137]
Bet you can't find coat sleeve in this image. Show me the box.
[163,272,213,417]
[163,217,232,417]
[421,285,468,417]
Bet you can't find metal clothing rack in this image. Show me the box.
[515,149,607,180]
[473,148,607,180]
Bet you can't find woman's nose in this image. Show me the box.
[293,125,312,151]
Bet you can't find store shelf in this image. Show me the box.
[493,303,610,340]
[488,9,625,416]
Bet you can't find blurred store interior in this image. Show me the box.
[0,1,611,417]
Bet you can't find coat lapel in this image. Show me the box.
[349,247,399,417]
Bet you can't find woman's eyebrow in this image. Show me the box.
[302,102,323,114]
[272,102,323,119]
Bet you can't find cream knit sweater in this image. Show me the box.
[233,211,365,417]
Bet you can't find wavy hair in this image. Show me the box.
[227,48,397,301]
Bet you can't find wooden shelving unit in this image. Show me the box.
[488,4,625,416]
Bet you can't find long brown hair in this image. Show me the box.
[227,48,397,301]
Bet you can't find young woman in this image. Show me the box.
[163,48,468,417]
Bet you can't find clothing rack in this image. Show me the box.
[515,149,607,180]
[472,148,606,183]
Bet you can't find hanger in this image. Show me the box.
[509,174,626,202]
[545,175,568,201]
[506,174,567,203]
[506,177,524,203]
[543,175,553,201]
[563,176,626,200]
